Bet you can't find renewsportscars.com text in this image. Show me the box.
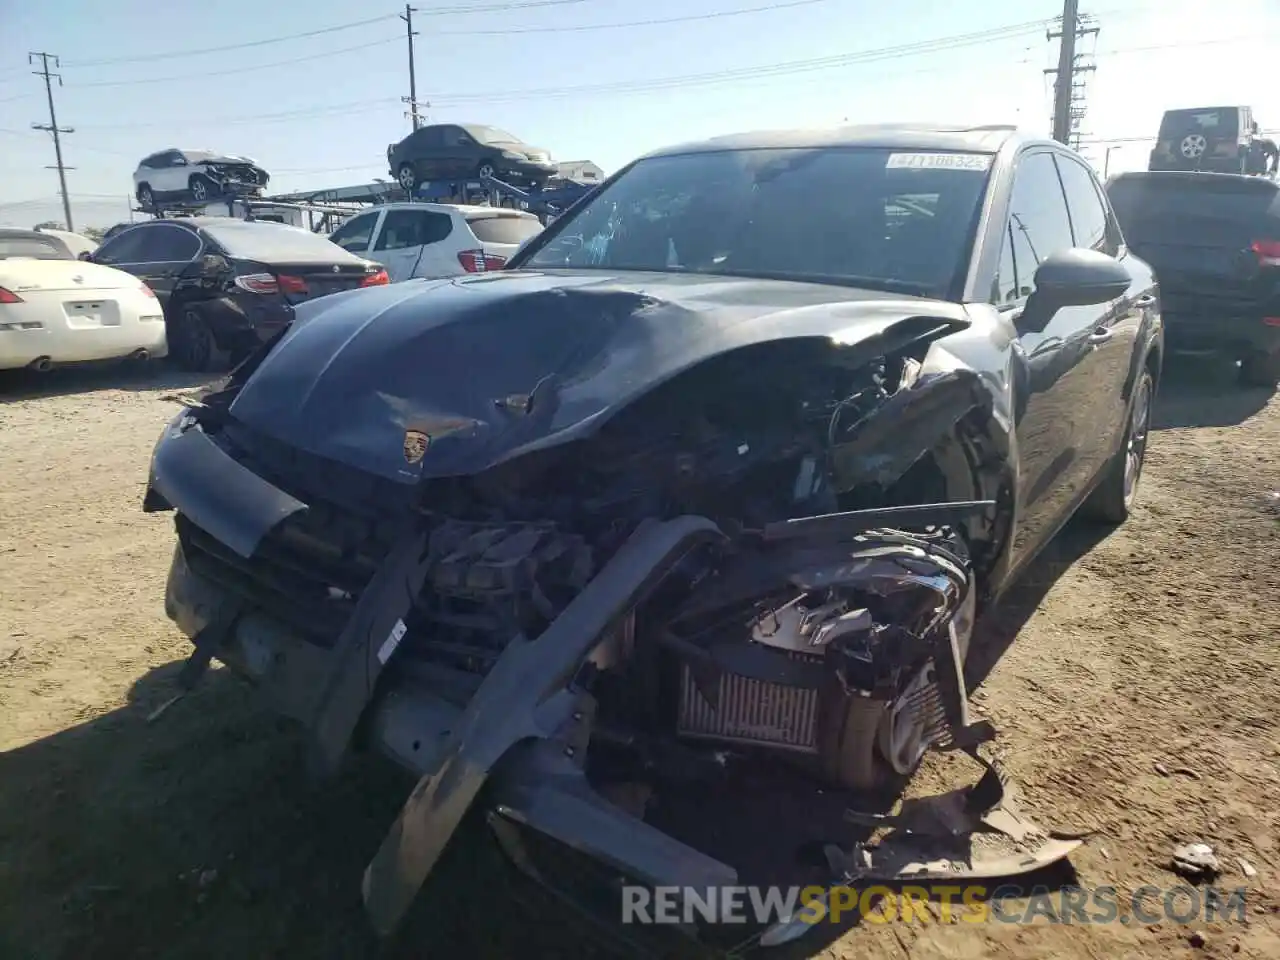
[621,883,1249,927]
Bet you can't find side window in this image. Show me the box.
[992,222,1020,304]
[441,127,473,147]
[93,227,150,264]
[994,152,1075,303]
[329,213,378,252]
[374,210,453,251]
[1055,155,1111,253]
[411,127,443,150]
[112,225,199,263]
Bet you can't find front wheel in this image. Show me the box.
[397,164,418,192]
[136,184,155,210]
[1239,350,1280,388]
[1082,367,1154,524]
[475,162,497,181]
[188,176,216,203]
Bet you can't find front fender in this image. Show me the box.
[361,515,726,936]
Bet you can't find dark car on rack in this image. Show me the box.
[141,123,1163,953]
[387,122,557,192]
[1107,170,1280,386]
[88,218,388,371]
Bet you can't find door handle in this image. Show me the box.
[1087,327,1114,344]
[1134,294,1157,307]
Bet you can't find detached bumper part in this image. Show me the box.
[361,516,725,937]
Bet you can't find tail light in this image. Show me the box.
[1251,239,1280,267]
[360,267,390,287]
[233,272,308,295]
[457,249,508,273]
[0,286,23,304]
[140,282,157,298]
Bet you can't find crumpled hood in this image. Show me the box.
[203,154,258,166]
[226,270,968,484]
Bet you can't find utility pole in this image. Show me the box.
[1046,4,1099,148]
[401,4,422,131]
[29,51,75,232]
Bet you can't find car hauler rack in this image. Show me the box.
[130,196,368,233]
[414,174,596,223]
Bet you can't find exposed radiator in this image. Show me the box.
[676,660,821,754]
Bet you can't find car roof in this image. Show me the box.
[639,123,1031,160]
[0,228,52,241]
[1108,170,1278,192]
[356,202,539,219]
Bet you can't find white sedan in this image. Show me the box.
[0,229,167,372]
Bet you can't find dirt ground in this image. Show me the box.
[1,358,1278,960]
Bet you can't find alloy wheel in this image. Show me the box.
[1123,373,1152,508]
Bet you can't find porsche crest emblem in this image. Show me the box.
[403,429,430,464]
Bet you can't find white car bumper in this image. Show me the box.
[0,287,168,370]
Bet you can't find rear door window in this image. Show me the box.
[466,214,542,245]
[1054,155,1112,253]
[374,210,453,251]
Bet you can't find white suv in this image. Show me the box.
[132,149,270,210]
[328,202,543,282]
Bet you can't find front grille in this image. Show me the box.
[176,422,406,646]
[676,659,821,753]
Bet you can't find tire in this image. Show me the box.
[1239,350,1280,388]
[165,303,228,373]
[136,184,155,210]
[188,175,217,203]
[1082,367,1154,524]
[397,164,418,192]
[475,162,497,181]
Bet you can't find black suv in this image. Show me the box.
[387,123,557,192]
[1107,170,1280,386]
[1147,106,1277,175]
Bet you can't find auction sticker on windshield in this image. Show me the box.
[886,153,993,171]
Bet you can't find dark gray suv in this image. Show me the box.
[387,123,557,191]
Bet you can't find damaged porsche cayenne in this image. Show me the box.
[143,124,1162,952]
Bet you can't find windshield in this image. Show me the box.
[0,234,73,260]
[466,125,521,145]
[1158,108,1241,140]
[202,220,352,262]
[519,146,992,297]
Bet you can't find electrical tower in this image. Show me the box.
[1046,3,1100,150]
[401,4,424,131]
[29,51,75,232]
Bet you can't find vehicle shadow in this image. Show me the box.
[965,516,1116,693]
[1151,357,1276,430]
[0,360,211,404]
[0,661,624,960]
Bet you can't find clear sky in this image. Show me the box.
[0,0,1275,230]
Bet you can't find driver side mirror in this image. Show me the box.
[78,251,93,262]
[1018,248,1130,333]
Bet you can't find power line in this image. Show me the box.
[58,21,1045,132]
[28,52,75,232]
[420,21,1048,103]
[70,97,400,131]
[69,38,403,88]
[55,1,594,68]
[60,14,401,67]
[55,1,838,92]
[430,0,832,35]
